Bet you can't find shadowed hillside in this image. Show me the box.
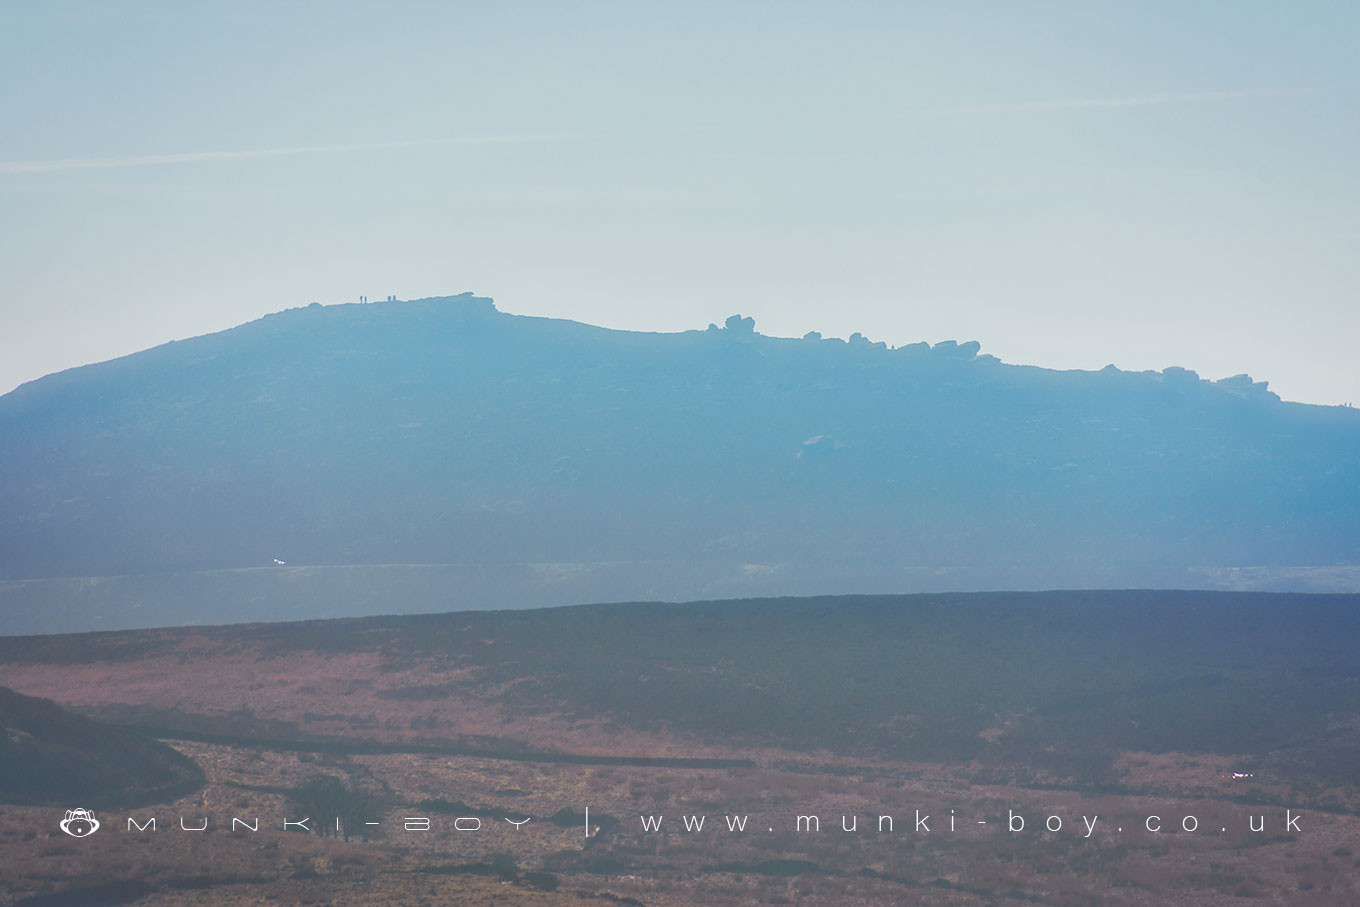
[0,686,204,808]
[1,295,1357,631]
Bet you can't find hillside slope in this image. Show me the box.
[3,592,1359,795]
[0,685,204,807]
[1,295,1357,629]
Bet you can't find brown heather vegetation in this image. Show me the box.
[3,597,1360,904]
[2,738,1358,905]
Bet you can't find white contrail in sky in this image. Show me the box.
[0,90,1298,175]
[0,134,573,175]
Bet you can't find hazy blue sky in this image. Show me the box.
[2,1,1357,404]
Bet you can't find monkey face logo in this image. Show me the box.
[59,808,99,837]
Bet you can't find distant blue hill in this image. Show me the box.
[1,294,1357,632]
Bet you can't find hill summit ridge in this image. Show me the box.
[0,291,1355,630]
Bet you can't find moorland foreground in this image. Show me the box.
[2,591,1359,905]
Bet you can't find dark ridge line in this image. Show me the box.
[3,588,1358,646]
[133,725,755,768]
